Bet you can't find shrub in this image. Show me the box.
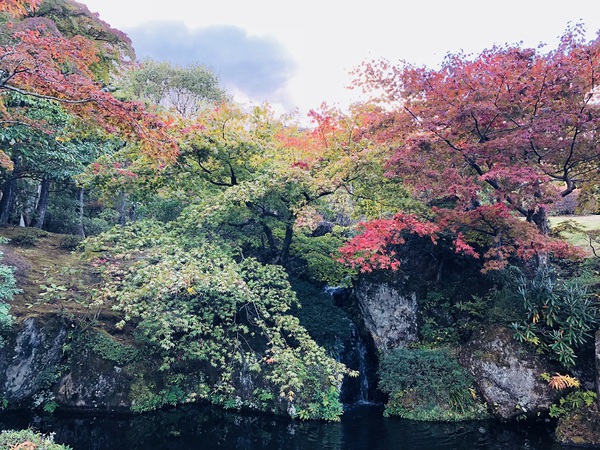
[511,267,598,369]
[378,347,487,421]
[59,234,83,250]
[0,429,71,449]
[9,228,47,247]
[84,221,351,420]
[0,237,19,348]
[76,330,141,366]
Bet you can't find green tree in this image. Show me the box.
[116,59,228,117]
[83,220,350,420]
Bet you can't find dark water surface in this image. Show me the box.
[0,404,562,450]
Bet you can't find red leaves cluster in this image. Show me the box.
[0,0,40,16]
[339,205,581,273]
[338,213,440,272]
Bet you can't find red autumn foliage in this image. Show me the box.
[341,27,598,271]
[0,12,177,167]
[0,0,40,16]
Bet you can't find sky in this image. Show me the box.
[81,0,600,119]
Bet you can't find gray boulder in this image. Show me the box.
[355,280,418,351]
[0,318,66,403]
[460,325,556,419]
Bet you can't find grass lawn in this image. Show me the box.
[549,215,600,256]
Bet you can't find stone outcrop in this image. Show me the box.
[597,330,600,405]
[355,280,418,351]
[556,403,600,446]
[55,353,134,411]
[0,317,66,404]
[459,325,556,419]
[555,331,600,446]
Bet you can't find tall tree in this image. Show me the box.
[116,59,228,117]
[27,0,135,84]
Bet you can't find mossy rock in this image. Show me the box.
[556,402,600,446]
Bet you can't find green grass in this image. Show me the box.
[550,215,600,256]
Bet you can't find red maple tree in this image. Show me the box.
[341,25,598,272]
[0,2,177,168]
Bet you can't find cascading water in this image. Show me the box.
[340,323,377,405]
[351,324,370,404]
[323,285,379,405]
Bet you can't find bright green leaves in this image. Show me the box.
[116,59,227,117]
[84,220,349,420]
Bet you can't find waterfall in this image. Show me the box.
[340,323,374,405]
[323,285,378,405]
[353,324,371,404]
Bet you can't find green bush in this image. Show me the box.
[511,267,598,368]
[378,347,487,421]
[59,234,83,250]
[77,330,141,366]
[9,228,47,247]
[0,429,71,449]
[289,227,356,286]
[0,237,19,348]
[549,390,597,418]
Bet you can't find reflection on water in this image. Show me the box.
[0,404,561,450]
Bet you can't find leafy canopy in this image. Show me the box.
[341,25,599,272]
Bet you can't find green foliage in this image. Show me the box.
[43,400,59,413]
[511,267,599,368]
[59,234,83,250]
[116,59,227,116]
[0,237,19,348]
[137,198,185,223]
[289,226,356,286]
[0,301,14,348]
[77,330,140,366]
[83,220,350,420]
[9,228,47,247]
[378,347,488,421]
[0,429,71,449]
[130,377,188,413]
[38,283,68,303]
[549,390,597,418]
[289,278,352,357]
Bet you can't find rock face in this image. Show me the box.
[55,354,134,411]
[460,326,556,419]
[0,318,66,404]
[597,330,600,406]
[0,319,141,412]
[355,280,418,351]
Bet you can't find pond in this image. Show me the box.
[0,404,562,449]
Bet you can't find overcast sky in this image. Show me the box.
[82,0,600,119]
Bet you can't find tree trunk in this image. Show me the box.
[0,177,17,224]
[34,178,51,229]
[262,223,278,260]
[530,205,550,267]
[279,223,294,265]
[118,192,127,226]
[75,186,85,237]
[530,205,549,235]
